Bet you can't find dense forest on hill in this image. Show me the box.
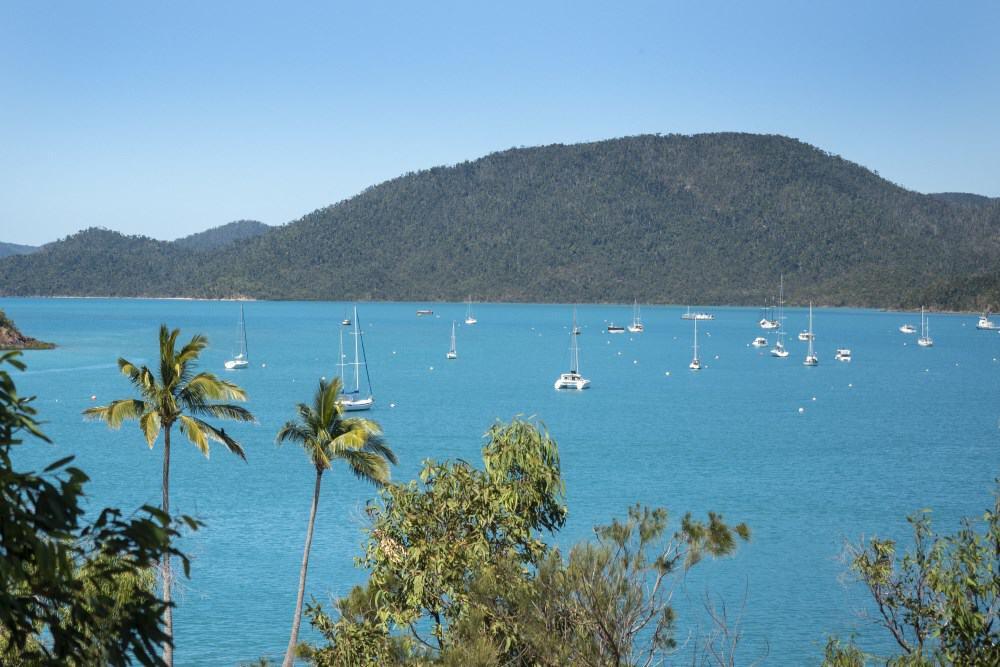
[0,241,38,259]
[1,133,998,310]
[173,219,270,250]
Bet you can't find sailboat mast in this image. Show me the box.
[240,304,248,359]
[807,302,814,357]
[694,318,698,358]
[352,306,361,392]
[337,325,346,384]
[570,308,580,373]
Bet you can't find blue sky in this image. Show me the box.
[2,1,998,245]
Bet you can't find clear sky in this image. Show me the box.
[1,1,998,245]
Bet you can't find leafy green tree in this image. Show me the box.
[304,418,566,665]
[276,377,397,667]
[0,350,197,666]
[82,325,254,666]
[826,490,1000,666]
[303,419,749,666]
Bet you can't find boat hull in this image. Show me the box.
[224,359,249,370]
[554,373,590,390]
[338,395,374,411]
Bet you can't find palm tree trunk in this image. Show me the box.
[283,467,323,667]
[162,424,174,667]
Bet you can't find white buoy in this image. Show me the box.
[90,395,96,401]
[798,407,805,413]
[429,366,434,371]
[633,359,638,364]
[665,371,671,376]
[812,396,817,401]
[321,375,326,380]
[261,363,266,368]
[848,383,853,388]
[714,355,719,360]
[390,402,396,408]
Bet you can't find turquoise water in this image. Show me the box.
[6,298,999,665]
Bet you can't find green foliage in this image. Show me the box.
[0,309,55,350]
[173,220,271,252]
[1,134,998,309]
[303,418,749,666]
[0,351,196,666]
[835,490,1000,666]
[277,377,397,667]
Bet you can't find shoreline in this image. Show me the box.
[0,294,990,316]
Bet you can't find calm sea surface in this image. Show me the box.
[6,298,999,665]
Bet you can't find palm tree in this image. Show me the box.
[83,324,254,667]
[276,377,397,667]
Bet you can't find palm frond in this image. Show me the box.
[181,373,248,404]
[176,333,209,366]
[275,420,312,446]
[343,450,392,486]
[82,399,146,429]
[188,403,256,423]
[186,416,247,460]
[178,415,211,457]
[139,411,161,447]
[362,434,398,465]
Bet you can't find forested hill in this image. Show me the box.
[0,242,38,259]
[1,133,999,310]
[174,220,270,250]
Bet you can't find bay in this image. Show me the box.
[6,298,999,665]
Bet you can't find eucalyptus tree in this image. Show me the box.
[276,376,397,667]
[83,325,254,666]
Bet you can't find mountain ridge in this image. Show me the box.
[2,133,998,310]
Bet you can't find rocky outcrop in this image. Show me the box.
[0,310,54,349]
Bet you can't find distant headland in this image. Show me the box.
[0,309,55,350]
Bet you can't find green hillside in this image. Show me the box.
[2,133,998,309]
[173,220,271,251]
[0,242,38,259]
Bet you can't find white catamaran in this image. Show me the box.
[338,307,375,410]
[555,309,590,390]
[446,321,458,360]
[224,304,250,370]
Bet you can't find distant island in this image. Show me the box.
[0,310,55,350]
[0,133,998,310]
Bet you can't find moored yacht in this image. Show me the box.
[835,348,852,362]
[751,336,768,347]
[803,303,818,366]
[555,309,590,390]
[899,323,916,334]
[917,306,933,347]
[976,311,999,330]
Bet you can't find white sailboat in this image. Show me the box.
[899,323,916,334]
[681,305,714,320]
[446,321,458,360]
[760,293,779,330]
[555,309,590,390]
[689,318,702,370]
[464,297,477,325]
[224,304,250,370]
[917,306,933,347]
[337,306,374,410]
[803,302,818,366]
[770,276,789,358]
[627,300,644,333]
[751,336,768,347]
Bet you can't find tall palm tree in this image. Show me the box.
[83,324,254,667]
[276,377,397,667]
